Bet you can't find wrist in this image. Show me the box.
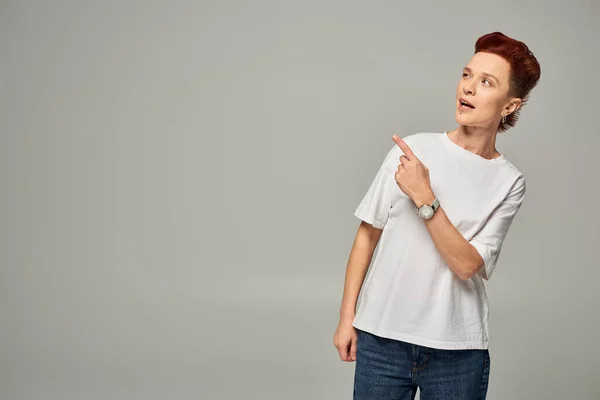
[340,310,355,324]
[414,190,436,208]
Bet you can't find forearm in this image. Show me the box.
[415,192,483,280]
[339,222,381,323]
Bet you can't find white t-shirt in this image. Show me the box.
[352,131,526,350]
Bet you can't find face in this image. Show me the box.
[455,52,521,129]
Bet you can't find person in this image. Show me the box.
[333,32,541,399]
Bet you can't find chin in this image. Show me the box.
[455,113,477,126]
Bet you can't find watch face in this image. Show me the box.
[419,205,434,219]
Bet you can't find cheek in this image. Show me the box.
[478,96,503,114]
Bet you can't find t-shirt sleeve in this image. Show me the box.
[353,145,400,229]
[470,175,526,280]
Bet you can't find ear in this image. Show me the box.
[504,97,522,115]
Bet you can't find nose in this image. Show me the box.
[463,80,475,96]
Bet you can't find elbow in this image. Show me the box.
[457,270,474,281]
[456,249,486,280]
[456,259,484,281]
[448,246,486,280]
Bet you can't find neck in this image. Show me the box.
[448,125,501,160]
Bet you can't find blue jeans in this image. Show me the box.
[353,329,490,400]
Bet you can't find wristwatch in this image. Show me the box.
[416,198,440,220]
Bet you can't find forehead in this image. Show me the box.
[465,52,511,80]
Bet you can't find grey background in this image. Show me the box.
[1,0,598,399]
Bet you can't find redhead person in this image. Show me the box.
[333,32,541,399]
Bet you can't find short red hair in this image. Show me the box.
[474,32,541,132]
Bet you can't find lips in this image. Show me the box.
[459,98,475,109]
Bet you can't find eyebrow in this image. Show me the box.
[463,67,499,83]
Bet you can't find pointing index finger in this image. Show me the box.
[392,135,416,159]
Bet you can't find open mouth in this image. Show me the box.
[459,99,475,109]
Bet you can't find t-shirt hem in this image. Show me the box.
[353,320,489,350]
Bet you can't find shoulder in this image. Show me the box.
[497,159,526,207]
[500,157,526,189]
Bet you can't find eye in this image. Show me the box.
[462,72,470,79]
[482,78,492,86]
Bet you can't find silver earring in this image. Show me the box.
[502,115,506,124]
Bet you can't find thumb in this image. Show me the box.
[339,342,349,361]
[350,337,357,361]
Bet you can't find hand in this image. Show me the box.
[392,135,434,207]
[333,320,358,362]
